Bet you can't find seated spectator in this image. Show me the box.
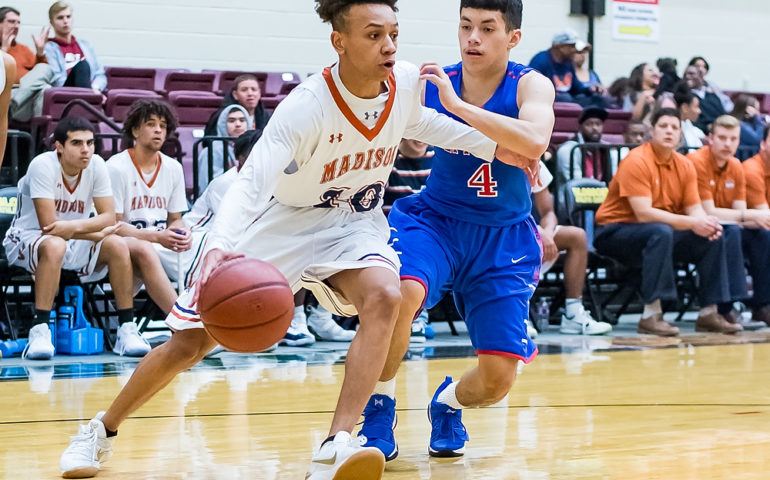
[382,138,435,342]
[606,76,629,110]
[532,161,612,335]
[1,6,54,121]
[674,84,706,150]
[686,115,762,330]
[529,29,605,107]
[107,100,190,357]
[197,104,252,192]
[655,57,680,95]
[619,120,648,159]
[44,2,106,93]
[683,64,725,133]
[556,107,618,183]
[0,51,14,166]
[572,44,604,93]
[741,125,770,327]
[621,63,661,121]
[730,94,766,160]
[204,74,270,136]
[689,56,734,113]
[2,117,134,360]
[594,108,737,337]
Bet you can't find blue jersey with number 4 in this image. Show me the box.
[420,61,534,226]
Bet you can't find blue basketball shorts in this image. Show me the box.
[389,195,541,362]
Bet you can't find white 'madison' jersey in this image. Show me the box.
[210,61,497,250]
[183,166,237,231]
[107,149,188,231]
[10,151,112,231]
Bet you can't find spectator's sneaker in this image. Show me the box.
[60,411,113,478]
[306,431,385,480]
[280,308,316,347]
[307,305,355,342]
[22,323,55,360]
[428,376,469,457]
[525,319,538,339]
[358,394,399,461]
[114,322,152,357]
[560,305,612,335]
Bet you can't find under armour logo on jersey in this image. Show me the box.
[329,133,343,144]
[364,111,379,120]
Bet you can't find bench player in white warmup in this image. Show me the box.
[106,99,191,357]
[59,2,532,479]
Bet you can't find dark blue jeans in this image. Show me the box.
[594,222,741,306]
[742,228,770,307]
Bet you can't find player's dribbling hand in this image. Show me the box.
[419,62,461,112]
[192,248,245,305]
[495,146,541,188]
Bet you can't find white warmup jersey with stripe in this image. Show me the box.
[168,61,498,328]
[107,149,188,230]
[183,167,237,232]
[2,151,113,280]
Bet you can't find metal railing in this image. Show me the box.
[192,136,236,200]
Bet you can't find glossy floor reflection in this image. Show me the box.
[1,342,769,479]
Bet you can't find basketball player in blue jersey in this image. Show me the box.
[359,0,555,460]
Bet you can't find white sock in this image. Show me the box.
[436,381,464,409]
[373,378,396,399]
[699,305,716,316]
[642,300,662,318]
[565,298,582,317]
[293,306,305,317]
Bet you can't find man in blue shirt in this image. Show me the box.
[529,29,605,107]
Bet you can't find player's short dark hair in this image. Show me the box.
[123,99,178,141]
[460,0,523,31]
[54,117,95,145]
[688,56,710,72]
[673,82,696,108]
[0,6,20,22]
[234,129,262,161]
[315,0,398,31]
[651,108,681,127]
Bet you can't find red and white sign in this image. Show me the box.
[612,0,660,42]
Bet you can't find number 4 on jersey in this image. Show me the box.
[467,163,498,197]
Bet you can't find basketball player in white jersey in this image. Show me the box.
[106,100,191,357]
[59,2,530,479]
[0,51,15,167]
[3,117,134,360]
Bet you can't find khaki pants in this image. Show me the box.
[10,63,54,122]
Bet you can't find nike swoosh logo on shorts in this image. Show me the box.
[511,256,526,264]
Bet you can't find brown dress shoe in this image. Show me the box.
[752,305,770,327]
[637,313,680,336]
[695,312,743,334]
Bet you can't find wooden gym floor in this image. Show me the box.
[1,318,769,479]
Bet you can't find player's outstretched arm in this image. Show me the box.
[420,63,555,159]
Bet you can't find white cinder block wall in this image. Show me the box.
[15,0,770,92]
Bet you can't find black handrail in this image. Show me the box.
[60,99,122,133]
[192,136,235,200]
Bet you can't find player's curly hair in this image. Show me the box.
[123,99,178,142]
[315,0,398,31]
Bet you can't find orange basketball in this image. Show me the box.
[198,258,294,352]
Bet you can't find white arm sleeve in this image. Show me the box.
[403,103,497,162]
[106,161,126,214]
[207,89,323,251]
[167,162,189,214]
[28,156,59,200]
[91,156,113,199]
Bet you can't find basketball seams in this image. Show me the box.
[199,281,292,312]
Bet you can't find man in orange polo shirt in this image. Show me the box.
[742,124,770,326]
[594,108,735,336]
[687,115,767,331]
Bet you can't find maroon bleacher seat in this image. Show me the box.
[168,92,223,126]
[265,72,301,97]
[175,126,199,191]
[604,109,632,135]
[602,134,626,145]
[262,95,287,114]
[553,102,582,134]
[29,87,105,147]
[153,68,190,93]
[105,67,156,91]
[163,72,216,94]
[104,89,163,123]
